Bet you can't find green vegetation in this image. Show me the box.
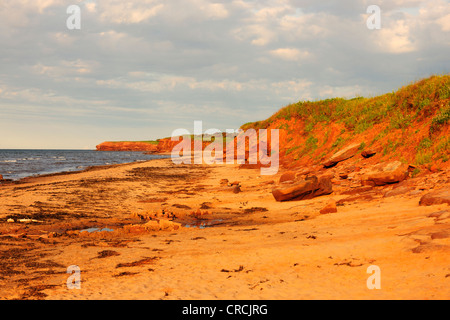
[243,75,449,135]
[240,75,449,166]
[111,140,159,144]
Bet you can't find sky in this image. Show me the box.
[0,0,449,149]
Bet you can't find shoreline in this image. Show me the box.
[0,157,449,299]
[0,151,172,184]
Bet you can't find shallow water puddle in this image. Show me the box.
[183,219,224,229]
[80,227,115,233]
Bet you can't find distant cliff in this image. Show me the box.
[96,138,191,153]
[96,141,161,152]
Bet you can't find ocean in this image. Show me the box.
[0,149,169,181]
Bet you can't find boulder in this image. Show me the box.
[361,149,377,158]
[360,161,409,186]
[419,189,450,206]
[323,143,361,168]
[272,174,332,202]
[279,171,297,183]
[320,200,337,214]
[383,186,414,198]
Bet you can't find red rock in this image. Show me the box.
[360,161,409,186]
[336,193,374,204]
[0,174,3,180]
[419,189,450,206]
[279,171,297,183]
[340,186,373,195]
[272,174,333,202]
[323,143,361,168]
[361,149,377,158]
[320,200,337,214]
[383,186,413,197]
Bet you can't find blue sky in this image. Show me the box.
[0,0,449,149]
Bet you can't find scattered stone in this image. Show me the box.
[232,185,241,193]
[320,200,337,214]
[338,172,348,179]
[430,231,449,240]
[220,179,229,186]
[383,186,414,198]
[419,189,450,206]
[360,161,409,186]
[323,143,361,168]
[340,186,373,195]
[361,149,377,158]
[272,174,332,202]
[7,218,14,223]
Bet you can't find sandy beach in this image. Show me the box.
[0,157,448,300]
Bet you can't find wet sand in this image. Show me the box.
[0,158,449,300]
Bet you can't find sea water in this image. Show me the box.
[0,149,168,181]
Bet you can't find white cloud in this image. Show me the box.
[376,19,416,53]
[97,0,164,24]
[269,48,310,61]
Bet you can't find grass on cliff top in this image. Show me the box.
[242,74,449,134]
[241,74,450,166]
[110,140,159,144]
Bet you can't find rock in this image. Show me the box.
[340,186,373,195]
[361,149,377,158]
[360,161,409,186]
[272,174,332,202]
[0,174,3,180]
[419,189,450,206]
[323,143,361,168]
[279,171,297,183]
[158,219,181,231]
[220,179,229,186]
[229,181,241,186]
[338,172,348,179]
[383,186,414,198]
[232,185,241,193]
[320,200,337,214]
[7,218,14,223]
[430,231,449,240]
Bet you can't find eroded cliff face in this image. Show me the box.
[95,138,209,153]
[96,141,159,152]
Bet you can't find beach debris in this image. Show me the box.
[7,218,45,224]
[123,219,182,233]
[191,209,210,217]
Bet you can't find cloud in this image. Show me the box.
[269,48,311,61]
[0,0,449,148]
